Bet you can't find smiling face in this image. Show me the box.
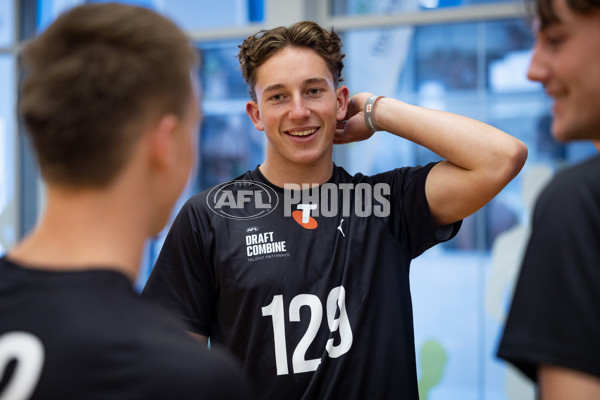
[527,0,600,142]
[246,46,348,179]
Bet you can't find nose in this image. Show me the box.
[288,95,311,120]
[527,43,550,84]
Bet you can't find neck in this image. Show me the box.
[259,150,334,188]
[9,184,152,283]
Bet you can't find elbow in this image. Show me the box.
[498,139,528,184]
[477,139,527,203]
[509,139,528,178]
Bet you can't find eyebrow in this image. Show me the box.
[263,83,285,93]
[539,19,563,32]
[263,77,330,94]
[304,77,329,86]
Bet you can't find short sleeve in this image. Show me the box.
[372,162,461,259]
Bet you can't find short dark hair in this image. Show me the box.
[535,0,600,28]
[238,21,345,102]
[21,3,198,187]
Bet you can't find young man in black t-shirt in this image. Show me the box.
[143,21,527,399]
[0,4,246,399]
[498,0,600,397]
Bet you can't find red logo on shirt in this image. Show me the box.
[292,210,318,229]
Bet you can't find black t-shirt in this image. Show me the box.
[498,155,600,380]
[143,164,460,399]
[0,257,248,400]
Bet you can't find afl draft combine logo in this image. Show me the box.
[207,180,279,220]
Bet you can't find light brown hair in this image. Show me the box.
[21,3,198,187]
[238,21,345,102]
[535,0,600,27]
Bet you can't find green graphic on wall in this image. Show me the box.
[418,339,448,400]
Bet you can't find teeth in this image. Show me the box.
[288,128,316,136]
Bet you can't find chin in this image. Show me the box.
[289,149,330,165]
[149,213,170,237]
[291,156,319,164]
[551,119,571,143]
[553,117,600,142]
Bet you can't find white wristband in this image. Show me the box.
[364,95,384,134]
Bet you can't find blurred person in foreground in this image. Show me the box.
[0,3,246,399]
[497,0,600,398]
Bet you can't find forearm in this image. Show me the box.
[373,97,527,225]
[374,97,526,175]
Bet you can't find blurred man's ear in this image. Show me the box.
[593,140,600,153]
[148,115,179,169]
